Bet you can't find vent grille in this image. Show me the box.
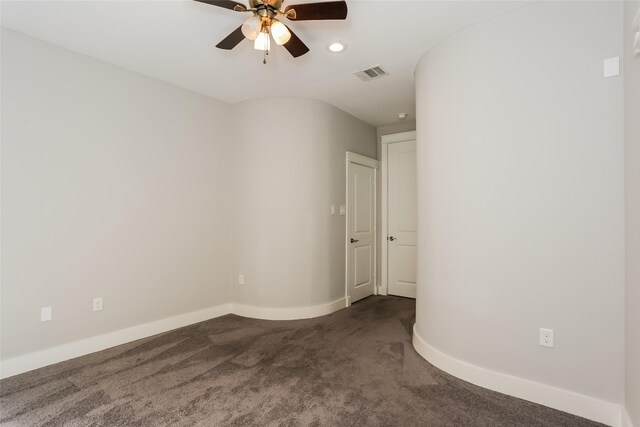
[353,65,389,82]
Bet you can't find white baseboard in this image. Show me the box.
[0,298,348,380]
[623,408,636,427]
[230,297,347,321]
[0,303,231,380]
[412,325,623,427]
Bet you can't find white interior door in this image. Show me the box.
[347,158,376,304]
[387,140,417,298]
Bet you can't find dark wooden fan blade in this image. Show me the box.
[193,0,246,11]
[283,26,309,58]
[216,26,245,50]
[284,1,347,21]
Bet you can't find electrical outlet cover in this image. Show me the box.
[539,328,554,348]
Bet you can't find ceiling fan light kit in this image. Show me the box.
[241,15,261,40]
[254,29,271,53]
[270,20,291,45]
[195,0,348,63]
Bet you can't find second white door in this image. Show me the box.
[387,140,417,298]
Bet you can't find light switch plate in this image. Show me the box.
[41,306,52,322]
[603,57,620,78]
[330,205,336,215]
[339,205,346,216]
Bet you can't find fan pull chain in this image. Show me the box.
[262,35,269,64]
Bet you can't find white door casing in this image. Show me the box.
[346,152,378,305]
[382,131,417,298]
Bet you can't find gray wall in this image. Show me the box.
[0,29,377,360]
[1,29,236,359]
[414,1,625,403]
[624,1,640,424]
[231,98,376,308]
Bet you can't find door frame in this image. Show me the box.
[345,152,379,306]
[380,131,417,296]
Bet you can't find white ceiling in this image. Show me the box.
[1,0,527,126]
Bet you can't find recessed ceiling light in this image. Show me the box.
[328,41,346,53]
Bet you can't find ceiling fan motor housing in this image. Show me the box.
[250,0,284,9]
[256,6,277,19]
[200,0,347,59]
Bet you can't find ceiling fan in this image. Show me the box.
[195,0,348,63]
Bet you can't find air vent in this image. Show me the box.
[353,65,389,82]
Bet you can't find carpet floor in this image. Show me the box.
[1,296,602,426]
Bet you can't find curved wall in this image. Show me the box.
[232,98,376,310]
[414,0,625,410]
[624,2,640,425]
[1,30,377,377]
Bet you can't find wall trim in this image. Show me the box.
[1,298,348,379]
[381,130,416,145]
[231,297,347,321]
[346,151,379,168]
[412,325,623,427]
[0,303,232,380]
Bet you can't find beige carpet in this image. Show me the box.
[0,296,603,426]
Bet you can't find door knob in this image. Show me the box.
[350,238,359,243]
[388,236,396,241]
